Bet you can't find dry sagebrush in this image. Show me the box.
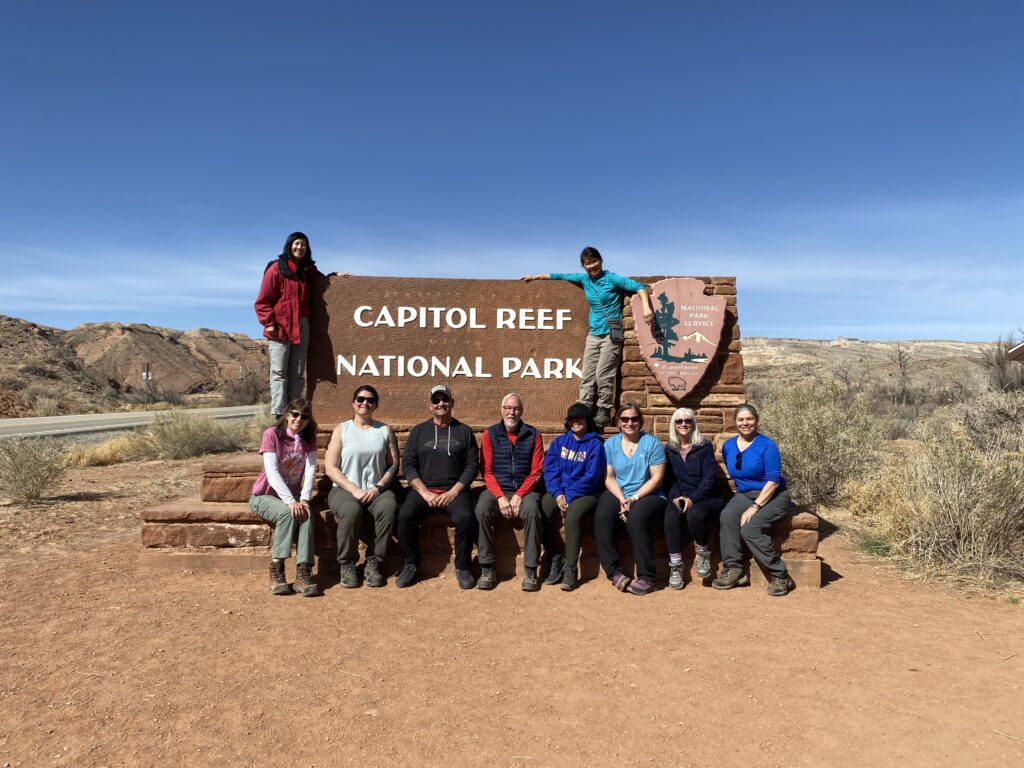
[0,436,68,502]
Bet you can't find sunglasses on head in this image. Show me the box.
[619,415,640,423]
[431,394,451,404]
[355,395,377,405]
[675,418,695,426]
[288,411,310,420]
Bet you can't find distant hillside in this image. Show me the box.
[742,336,993,395]
[0,315,266,418]
[63,322,265,396]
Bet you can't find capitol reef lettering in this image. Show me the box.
[353,305,574,330]
[340,304,582,381]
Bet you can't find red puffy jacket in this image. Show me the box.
[254,257,321,345]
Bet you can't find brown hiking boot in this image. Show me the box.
[269,560,292,595]
[295,562,322,597]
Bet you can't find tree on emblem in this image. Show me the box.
[652,292,685,362]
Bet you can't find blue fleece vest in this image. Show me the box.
[487,422,538,494]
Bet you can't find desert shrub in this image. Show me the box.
[0,436,68,502]
[983,332,1024,393]
[67,431,155,467]
[18,356,59,379]
[69,415,259,467]
[125,382,185,406]
[758,381,880,505]
[32,396,60,417]
[946,389,1024,454]
[220,366,269,406]
[849,427,1024,587]
[0,375,26,391]
[147,412,251,459]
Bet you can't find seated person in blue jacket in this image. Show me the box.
[713,403,795,597]
[521,246,654,427]
[663,407,725,589]
[395,384,479,590]
[540,403,607,592]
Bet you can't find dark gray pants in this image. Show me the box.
[718,489,792,579]
[474,490,543,569]
[541,493,597,566]
[328,486,397,565]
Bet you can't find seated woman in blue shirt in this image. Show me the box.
[664,407,725,589]
[594,403,667,595]
[713,403,795,596]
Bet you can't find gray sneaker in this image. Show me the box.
[521,566,539,592]
[477,565,497,590]
[339,562,359,589]
[767,574,795,597]
[668,562,685,590]
[712,565,747,590]
[594,408,611,428]
[695,549,712,579]
[544,554,566,585]
[364,557,385,588]
[456,569,476,589]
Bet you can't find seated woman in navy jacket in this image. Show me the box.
[663,407,725,588]
[713,403,794,596]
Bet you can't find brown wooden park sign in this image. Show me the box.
[307,275,728,427]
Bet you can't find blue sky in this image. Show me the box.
[2,1,1021,340]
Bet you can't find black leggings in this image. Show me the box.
[664,496,725,552]
[594,492,667,583]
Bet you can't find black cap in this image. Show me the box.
[566,403,590,421]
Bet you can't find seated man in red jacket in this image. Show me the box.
[474,392,551,592]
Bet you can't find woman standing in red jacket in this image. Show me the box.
[254,232,342,417]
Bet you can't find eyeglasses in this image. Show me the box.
[674,418,695,426]
[431,394,451,404]
[354,396,378,405]
[619,415,640,424]
[288,411,310,420]
[502,406,523,413]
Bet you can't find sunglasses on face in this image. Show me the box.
[675,418,695,426]
[354,396,377,405]
[619,415,640,424]
[288,411,310,420]
[431,394,451,404]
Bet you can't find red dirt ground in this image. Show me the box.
[1,458,1022,767]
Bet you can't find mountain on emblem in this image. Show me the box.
[630,277,726,396]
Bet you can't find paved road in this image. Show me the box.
[0,405,262,438]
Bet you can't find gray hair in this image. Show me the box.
[501,392,524,410]
[667,407,706,448]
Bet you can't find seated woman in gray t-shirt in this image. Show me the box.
[324,384,400,589]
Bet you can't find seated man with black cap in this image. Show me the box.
[395,384,480,589]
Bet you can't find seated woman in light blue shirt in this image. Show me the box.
[520,246,653,427]
[713,403,795,597]
[594,403,667,595]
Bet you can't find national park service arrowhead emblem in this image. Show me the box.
[630,277,726,398]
